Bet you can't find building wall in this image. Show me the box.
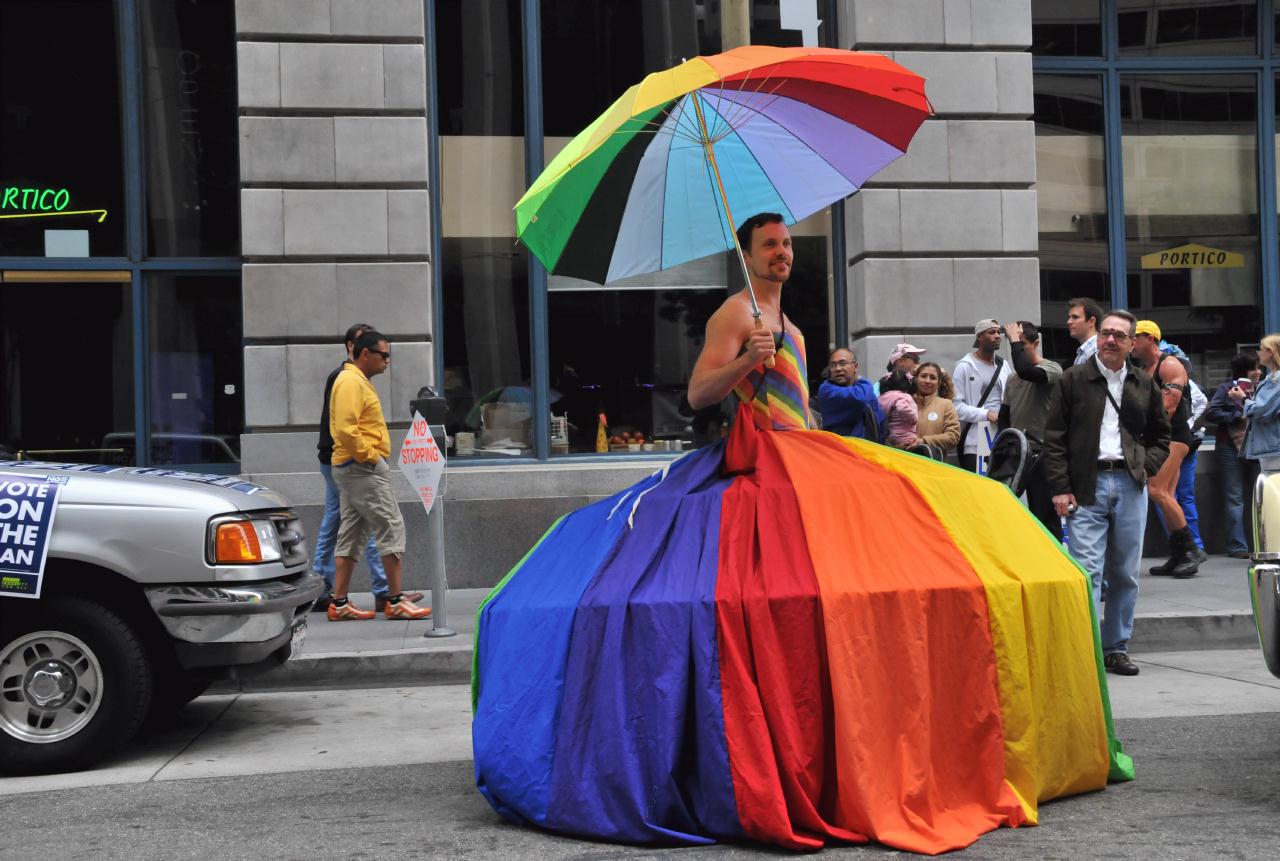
[234,0,435,476]
[840,0,1040,371]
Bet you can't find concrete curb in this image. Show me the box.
[224,610,1264,693]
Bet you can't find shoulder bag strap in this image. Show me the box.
[959,357,1005,449]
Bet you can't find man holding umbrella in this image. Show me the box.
[688,213,811,431]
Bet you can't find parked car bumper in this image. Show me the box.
[144,572,325,670]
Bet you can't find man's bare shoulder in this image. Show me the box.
[706,292,756,335]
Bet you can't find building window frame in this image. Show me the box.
[425,0,848,466]
[1034,0,1280,334]
[0,0,242,472]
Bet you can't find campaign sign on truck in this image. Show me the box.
[0,472,63,599]
[398,411,445,514]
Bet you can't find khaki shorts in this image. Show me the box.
[332,458,406,561]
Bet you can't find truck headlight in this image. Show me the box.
[208,516,283,565]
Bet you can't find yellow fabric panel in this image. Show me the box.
[631,57,720,114]
[840,439,1112,809]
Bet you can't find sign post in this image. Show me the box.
[398,411,455,638]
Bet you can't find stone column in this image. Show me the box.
[234,0,434,476]
[840,0,1038,376]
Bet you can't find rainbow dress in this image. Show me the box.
[471,340,1131,855]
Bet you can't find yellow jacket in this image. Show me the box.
[329,365,390,465]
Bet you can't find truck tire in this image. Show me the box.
[0,597,153,775]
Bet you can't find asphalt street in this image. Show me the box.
[2,650,1278,860]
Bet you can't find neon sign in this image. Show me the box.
[0,186,107,223]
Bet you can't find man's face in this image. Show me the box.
[976,326,1002,353]
[828,349,857,385]
[357,340,392,377]
[1132,333,1159,364]
[1064,305,1095,340]
[1096,317,1134,367]
[743,221,793,284]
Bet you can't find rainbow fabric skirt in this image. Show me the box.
[471,420,1133,855]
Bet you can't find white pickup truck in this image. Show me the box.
[0,462,323,774]
[1250,472,1280,678]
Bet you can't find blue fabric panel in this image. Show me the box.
[544,443,744,843]
[472,474,660,826]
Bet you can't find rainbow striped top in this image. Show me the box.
[733,329,813,430]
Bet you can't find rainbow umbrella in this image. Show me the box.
[515,45,931,326]
[472,413,1133,854]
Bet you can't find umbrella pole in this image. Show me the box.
[692,91,775,370]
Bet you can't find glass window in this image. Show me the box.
[1034,75,1111,364]
[1032,0,1103,56]
[0,276,134,463]
[1117,1,1257,57]
[146,274,243,466]
[0,0,126,258]
[1121,73,1261,381]
[141,0,240,257]
[436,1,532,459]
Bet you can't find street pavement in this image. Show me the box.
[1,648,1277,859]
[248,554,1258,692]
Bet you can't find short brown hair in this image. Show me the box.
[1102,308,1137,336]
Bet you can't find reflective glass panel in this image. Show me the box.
[1121,74,1261,381]
[1117,1,1257,57]
[147,274,244,466]
[141,0,240,256]
[0,0,126,257]
[1032,0,1103,56]
[1034,75,1110,365]
[437,0,532,459]
[0,277,134,463]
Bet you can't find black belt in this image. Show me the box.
[1097,459,1127,471]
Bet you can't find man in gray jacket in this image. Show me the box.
[952,318,1011,473]
[1043,309,1170,677]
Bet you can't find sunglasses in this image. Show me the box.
[367,349,391,360]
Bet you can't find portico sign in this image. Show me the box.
[1141,243,1243,270]
[0,184,107,223]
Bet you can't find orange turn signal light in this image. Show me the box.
[215,521,263,563]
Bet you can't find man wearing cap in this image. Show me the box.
[1000,321,1064,539]
[1044,309,1170,676]
[1131,319,1202,578]
[818,348,883,439]
[952,319,1011,473]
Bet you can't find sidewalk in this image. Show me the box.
[236,554,1261,692]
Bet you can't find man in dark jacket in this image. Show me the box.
[1044,309,1170,677]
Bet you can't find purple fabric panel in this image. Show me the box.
[544,443,744,844]
[702,86,905,188]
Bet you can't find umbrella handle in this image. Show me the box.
[754,316,776,370]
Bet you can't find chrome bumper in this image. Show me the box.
[144,572,325,645]
[1248,563,1280,679]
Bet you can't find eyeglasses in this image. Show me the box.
[828,359,855,369]
[1097,329,1131,342]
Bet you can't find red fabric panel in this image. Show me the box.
[715,429,867,849]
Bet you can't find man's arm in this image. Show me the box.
[687,305,775,410]
[1043,374,1073,498]
[1157,355,1188,417]
[330,375,376,464]
[1142,376,1172,477]
[1009,341,1049,384]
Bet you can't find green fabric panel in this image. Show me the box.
[514,104,667,272]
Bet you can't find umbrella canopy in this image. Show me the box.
[515,45,931,285]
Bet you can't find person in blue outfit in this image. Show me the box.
[1207,351,1261,557]
[816,347,882,440]
[312,322,422,612]
[1233,333,1280,475]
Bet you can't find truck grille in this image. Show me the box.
[270,511,309,569]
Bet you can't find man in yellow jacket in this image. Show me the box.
[328,330,432,620]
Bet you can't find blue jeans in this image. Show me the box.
[1215,440,1255,554]
[1153,448,1203,549]
[314,463,387,595]
[1067,470,1148,656]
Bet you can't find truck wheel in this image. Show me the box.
[0,598,153,775]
